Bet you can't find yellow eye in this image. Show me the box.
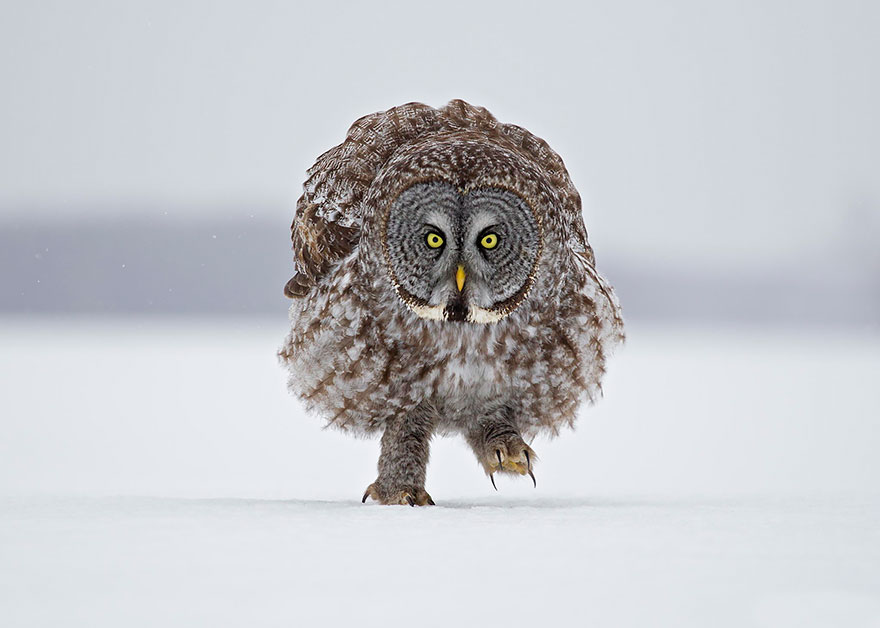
[480,233,499,249]
[426,232,444,248]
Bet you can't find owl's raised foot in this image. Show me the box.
[482,432,537,488]
[362,482,435,506]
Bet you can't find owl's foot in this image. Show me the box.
[481,432,537,488]
[362,483,435,507]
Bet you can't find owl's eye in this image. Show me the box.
[479,233,499,249]
[425,232,445,249]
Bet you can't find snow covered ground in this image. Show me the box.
[1,318,879,626]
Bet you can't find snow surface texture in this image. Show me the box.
[1,319,879,627]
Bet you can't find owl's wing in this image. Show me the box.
[284,103,441,297]
[283,196,358,298]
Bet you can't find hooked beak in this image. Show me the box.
[455,265,466,292]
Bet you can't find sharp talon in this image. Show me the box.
[362,490,370,503]
[528,470,537,488]
[427,495,435,506]
[525,449,531,471]
[490,473,497,491]
[496,450,503,469]
[406,495,415,507]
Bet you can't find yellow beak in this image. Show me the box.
[455,265,466,292]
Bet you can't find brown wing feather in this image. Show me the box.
[284,102,439,297]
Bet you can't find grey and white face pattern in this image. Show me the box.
[384,180,541,323]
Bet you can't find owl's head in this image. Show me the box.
[383,180,542,324]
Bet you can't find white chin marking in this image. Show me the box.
[466,306,506,324]
[408,303,506,324]
[410,303,446,321]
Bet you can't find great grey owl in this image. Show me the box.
[279,100,623,506]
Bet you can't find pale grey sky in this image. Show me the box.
[2,0,878,271]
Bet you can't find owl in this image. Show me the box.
[279,100,623,506]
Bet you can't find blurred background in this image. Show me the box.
[2,2,879,625]
[1,0,879,499]
[2,0,878,324]
[2,0,879,496]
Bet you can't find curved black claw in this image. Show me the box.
[490,473,497,491]
[406,494,416,507]
[426,495,436,506]
[496,450,503,468]
[362,490,369,503]
[524,449,536,486]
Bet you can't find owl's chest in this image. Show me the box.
[432,352,504,404]
[396,320,549,409]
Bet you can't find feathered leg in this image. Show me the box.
[362,406,435,506]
